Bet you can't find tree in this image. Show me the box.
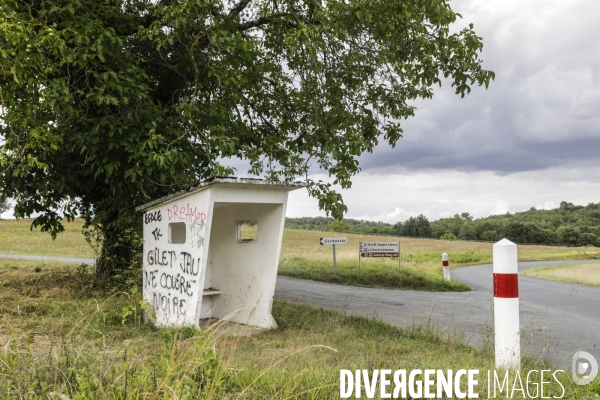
[401,217,416,236]
[392,221,403,236]
[401,214,433,238]
[415,214,432,237]
[460,212,473,221]
[504,221,535,244]
[458,223,477,240]
[480,230,499,242]
[430,213,466,238]
[556,226,580,246]
[329,219,352,233]
[440,231,457,241]
[377,226,395,236]
[0,0,494,279]
[579,232,599,247]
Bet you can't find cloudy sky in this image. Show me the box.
[2,0,598,222]
[284,0,600,223]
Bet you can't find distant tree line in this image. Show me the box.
[284,201,600,247]
[285,216,397,236]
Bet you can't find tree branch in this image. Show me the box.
[238,13,293,31]
[228,0,253,19]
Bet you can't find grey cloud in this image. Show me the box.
[356,0,600,175]
[360,136,600,174]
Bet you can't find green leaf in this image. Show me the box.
[0,0,493,274]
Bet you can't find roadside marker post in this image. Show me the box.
[442,252,450,282]
[333,244,336,270]
[320,237,348,270]
[493,238,520,370]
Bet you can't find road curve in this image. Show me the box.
[0,253,95,265]
[275,260,600,368]
[1,254,598,367]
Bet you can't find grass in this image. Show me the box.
[280,229,600,267]
[521,262,600,287]
[1,259,598,399]
[0,218,93,258]
[2,219,600,292]
[278,229,600,290]
[279,259,471,291]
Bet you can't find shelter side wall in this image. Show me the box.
[142,190,211,327]
[270,191,289,319]
[209,202,283,328]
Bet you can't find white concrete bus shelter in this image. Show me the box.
[135,177,304,329]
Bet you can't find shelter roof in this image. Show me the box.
[135,176,305,212]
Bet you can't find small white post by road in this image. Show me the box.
[442,252,450,282]
[493,238,520,370]
[333,244,337,270]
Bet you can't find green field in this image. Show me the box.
[277,229,599,290]
[2,219,600,291]
[0,219,94,258]
[1,259,597,399]
[1,220,599,397]
[521,262,600,287]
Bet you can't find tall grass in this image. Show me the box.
[521,262,600,287]
[0,260,599,398]
[279,258,470,291]
[280,229,600,267]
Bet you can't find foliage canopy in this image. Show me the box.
[0,0,493,247]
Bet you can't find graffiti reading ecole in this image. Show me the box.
[143,195,210,326]
[144,210,162,224]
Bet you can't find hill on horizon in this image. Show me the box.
[285,201,600,247]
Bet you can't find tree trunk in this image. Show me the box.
[96,224,143,290]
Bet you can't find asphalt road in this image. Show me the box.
[275,260,600,368]
[1,254,598,367]
[0,253,95,265]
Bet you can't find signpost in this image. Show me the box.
[320,237,348,270]
[359,241,401,270]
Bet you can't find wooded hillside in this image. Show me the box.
[285,201,600,246]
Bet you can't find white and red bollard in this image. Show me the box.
[493,239,520,369]
[442,252,450,282]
